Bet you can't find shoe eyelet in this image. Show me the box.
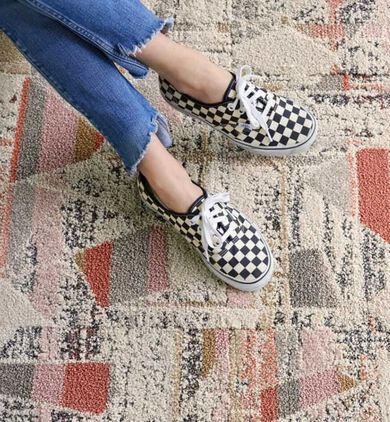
[227,104,234,111]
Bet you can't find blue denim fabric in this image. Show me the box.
[0,0,173,175]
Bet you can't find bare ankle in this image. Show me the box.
[160,53,232,104]
[135,33,232,104]
[168,65,232,104]
[149,176,203,213]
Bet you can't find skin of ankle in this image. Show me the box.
[135,33,232,104]
[139,135,203,213]
[150,176,203,213]
[168,57,232,103]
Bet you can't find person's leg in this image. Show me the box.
[135,33,233,104]
[1,0,275,290]
[16,0,232,103]
[139,135,202,213]
[0,0,201,213]
[15,0,316,156]
[15,0,174,79]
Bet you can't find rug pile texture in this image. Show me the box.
[0,0,389,420]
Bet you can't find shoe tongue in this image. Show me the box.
[222,73,237,102]
[188,196,239,240]
[216,204,236,233]
[222,75,270,111]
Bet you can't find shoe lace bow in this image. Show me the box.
[191,192,237,261]
[229,65,275,142]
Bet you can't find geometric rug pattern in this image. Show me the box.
[0,0,389,420]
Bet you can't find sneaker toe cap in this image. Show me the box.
[211,229,274,291]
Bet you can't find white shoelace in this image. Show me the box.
[228,65,274,142]
[191,192,237,261]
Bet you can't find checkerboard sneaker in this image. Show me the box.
[159,65,318,156]
[137,173,274,291]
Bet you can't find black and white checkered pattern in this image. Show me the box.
[159,75,317,154]
[137,174,273,291]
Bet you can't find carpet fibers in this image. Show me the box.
[0,0,390,420]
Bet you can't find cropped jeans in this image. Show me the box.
[0,0,173,174]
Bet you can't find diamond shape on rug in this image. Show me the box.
[75,241,112,308]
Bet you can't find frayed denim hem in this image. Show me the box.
[131,16,174,56]
[117,16,174,80]
[127,109,173,178]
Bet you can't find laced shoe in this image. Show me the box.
[137,173,274,291]
[159,65,317,155]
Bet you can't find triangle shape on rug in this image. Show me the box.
[74,226,169,308]
[274,368,358,419]
[306,157,350,214]
[14,77,105,182]
[75,241,112,308]
[289,248,337,307]
[0,279,49,349]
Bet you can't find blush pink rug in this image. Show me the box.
[0,0,389,420]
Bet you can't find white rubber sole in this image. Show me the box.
[162,94,318,157]
[141,200,274,292]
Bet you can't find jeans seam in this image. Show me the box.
[127,108,159,177]
[20,0,147,71]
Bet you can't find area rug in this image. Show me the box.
[0,0,389,420]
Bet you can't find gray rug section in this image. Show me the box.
[289,249,337,307]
